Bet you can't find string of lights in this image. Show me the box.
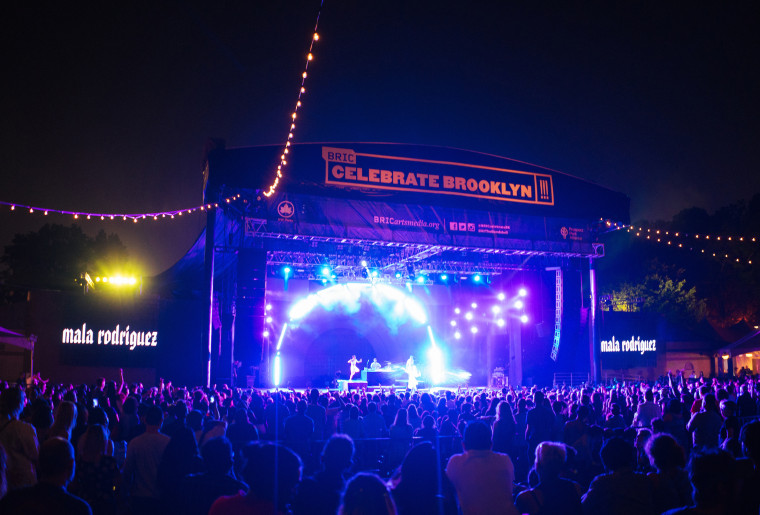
[599,221,756,266]
[262,0,324,198]
[603,220,760,244]
[1,3,324,218]
[625,227,754,265]
[0,194,242,223]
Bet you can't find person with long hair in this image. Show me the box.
[348,356,362,381]
[70,424,120,515]
[492,401,517,457]
[392,442,456,515]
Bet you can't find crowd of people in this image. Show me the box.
[0,369,759,514]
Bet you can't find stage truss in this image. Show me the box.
[239,223,604,282]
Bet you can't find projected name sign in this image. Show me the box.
[62,323,158,351]
[322,146,554,206]
[600,336,656,355]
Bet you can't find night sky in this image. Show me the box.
[2,2,759,275]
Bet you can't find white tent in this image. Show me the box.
[0,326,37,376]
[0,326,34,350]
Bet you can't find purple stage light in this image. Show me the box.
[454,331,462,339]
[514,299,524,310]
[497,318,506,327]
[520,314,529,323]
[454,307,461,314]
[450,320,457,326]
[491,305,501,314]
[519,287,528,297]
[470,326,478,334]
[471,302,478,309]
[497,293,506,301]
[465,312,473,321]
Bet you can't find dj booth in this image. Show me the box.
[360,369,396,386]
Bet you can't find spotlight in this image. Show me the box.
[395,272,403,279]
[450,320,457,326]
[514,299,524,310]
[497,293,506,301]
[361,260,368,267]
[519,287,528,297]
[473,274,481,282]
[491,305,501,314]
[497,318,506,327]
[416,275,425,284]
[520,314,529,323]
[440,274,448,282]
[263,330,270,337]
[454,308,461,314]
[465,312,473,321]
[266,316,273,323]
[371,270,379,278]
[471,302,478,309]
[266,304,273,311]
[470,326,478,334]
[321,266,330,276]
[283,266,292,277]
[454,331,462,339]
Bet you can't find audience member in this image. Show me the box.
[516,441,583,515]
[339,472,397,515]
[70,424,119,515]
[123,405,170,515]
[209,442,302,515]
[662,449,737,515]
[581,437,655,515]
[446,420,519,515]
[179,436,248,515]
[645,433,692,514]
[293,434,355,515]
[0,387,39,490]
[393,442,457,515]
[0,437,92,515]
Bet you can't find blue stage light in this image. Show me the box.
[473,274,481,282]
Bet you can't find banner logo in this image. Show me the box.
[322,146,554,206]
[277,201,295,218]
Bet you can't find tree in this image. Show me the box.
[1,224,129,291]
[601,261,707,326]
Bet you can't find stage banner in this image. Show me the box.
[321,146,554,207]
[260,192,597,247]
[598,312,664,370]
[206,142,630,225]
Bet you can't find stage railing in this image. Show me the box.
[553,372,591,387]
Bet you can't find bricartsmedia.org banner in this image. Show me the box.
[322,146,554,206]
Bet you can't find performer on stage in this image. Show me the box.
[405,355,420,390]
[348,355,362,380]
[370,358,382,371]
